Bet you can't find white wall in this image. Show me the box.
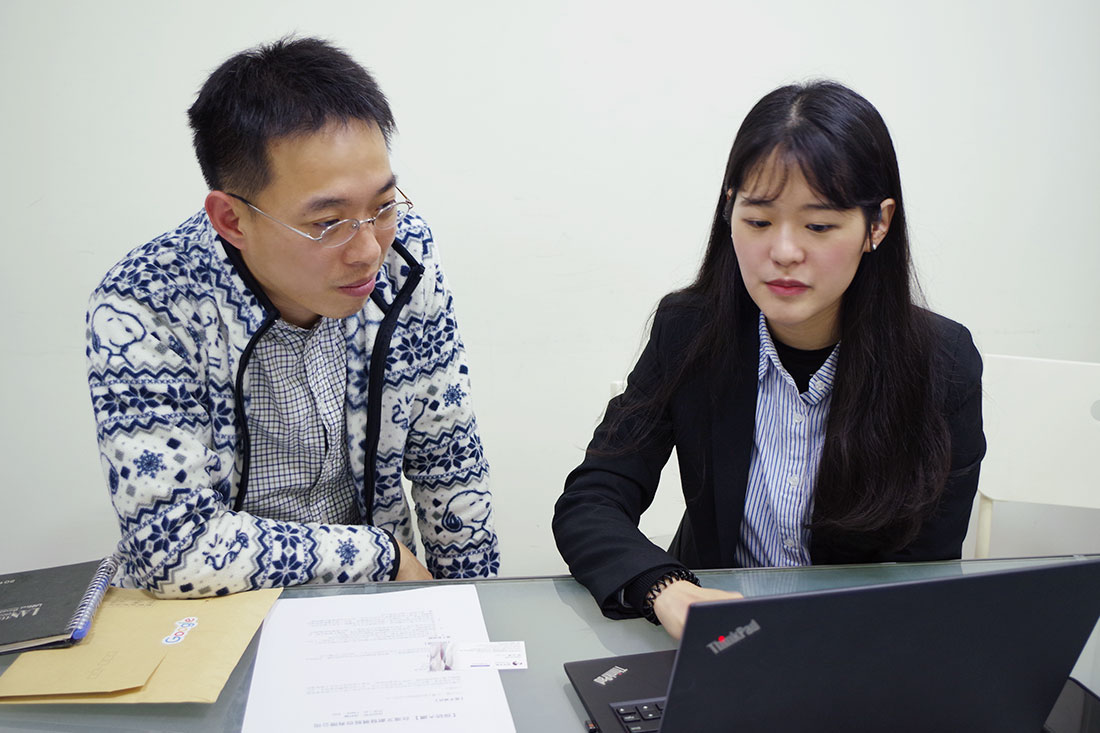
[2,1,1098,582]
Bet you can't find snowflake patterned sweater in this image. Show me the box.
[86,210,499,597]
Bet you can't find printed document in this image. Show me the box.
[242,585,516,732]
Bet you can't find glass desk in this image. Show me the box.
[0,556,1096,732]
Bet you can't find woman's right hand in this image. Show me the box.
[652,580,744,640]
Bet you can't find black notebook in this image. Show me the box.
[0,557,117,655]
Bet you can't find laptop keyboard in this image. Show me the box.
[610,698,666,733]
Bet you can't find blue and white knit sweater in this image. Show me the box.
[85,210,498,597]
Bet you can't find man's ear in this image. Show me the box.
[866,198,896,252]
[205,191,247,250]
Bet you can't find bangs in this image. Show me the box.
[786,127,868,209]
[737,148,794,204]
[734,127,880,214]
[737,140,861,211]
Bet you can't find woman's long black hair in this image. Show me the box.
[622,80,950,552]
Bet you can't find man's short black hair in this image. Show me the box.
[188,36,395,197]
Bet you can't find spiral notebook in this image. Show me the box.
[0,557,116,655]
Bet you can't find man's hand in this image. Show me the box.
[652,580,743,640]
[395,541,434,581]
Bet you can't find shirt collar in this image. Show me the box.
[755,312,840,404]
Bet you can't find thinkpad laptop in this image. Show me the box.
[565,557,1100,732]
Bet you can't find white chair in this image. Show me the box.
[973,354,1100,558]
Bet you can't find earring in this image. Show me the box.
[871,242,879,251]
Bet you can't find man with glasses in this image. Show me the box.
[85,38,498,597]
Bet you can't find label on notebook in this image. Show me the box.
[0,605,42,622]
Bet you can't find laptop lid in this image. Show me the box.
[567,557,1100,733]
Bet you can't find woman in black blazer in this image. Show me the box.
[553,81,985,639]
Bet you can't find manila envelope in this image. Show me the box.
[0,586,281,703]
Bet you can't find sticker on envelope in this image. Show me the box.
[448,641,527,670]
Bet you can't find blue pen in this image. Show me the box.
[67,556,117,642]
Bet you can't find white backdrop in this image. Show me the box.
[1,1,1098,582]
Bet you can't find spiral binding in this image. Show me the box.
[66,556,118,641]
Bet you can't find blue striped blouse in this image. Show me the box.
[733,314,839,568]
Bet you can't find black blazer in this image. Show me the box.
[552,296,986,618]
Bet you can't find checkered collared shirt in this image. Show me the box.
[240,316,359,525]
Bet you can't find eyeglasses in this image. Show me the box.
[228,188,413,249]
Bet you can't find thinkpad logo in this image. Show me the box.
[706,619,761,655]
[594,665,628,686]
